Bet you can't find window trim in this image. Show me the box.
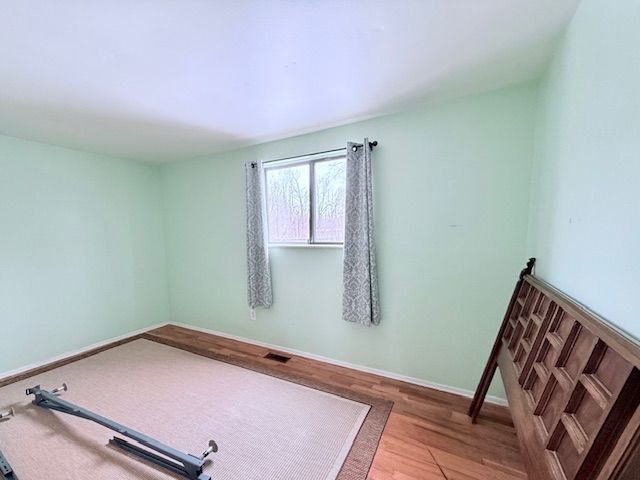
[263,153,346,246]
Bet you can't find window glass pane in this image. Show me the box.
[265,164,310,243]
[314,157,346,243]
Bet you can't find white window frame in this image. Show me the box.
[263,151,346,247]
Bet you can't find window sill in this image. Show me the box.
[269,243,343,249]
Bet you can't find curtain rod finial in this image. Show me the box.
[352,140,378,152]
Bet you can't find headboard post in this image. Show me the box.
[468,258,536,422]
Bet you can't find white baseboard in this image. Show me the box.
[2,320,508,408]
[0,322,169,381]
[170,322,509,407]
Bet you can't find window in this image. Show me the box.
[264,153,346,245]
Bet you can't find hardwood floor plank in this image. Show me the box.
[430,446,527,480]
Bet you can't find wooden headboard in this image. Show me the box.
[469,259,640,480]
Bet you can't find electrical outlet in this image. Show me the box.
[249,308,257,321]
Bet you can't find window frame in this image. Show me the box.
[263,152,346,247]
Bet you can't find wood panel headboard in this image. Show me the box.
[469,259,640,480]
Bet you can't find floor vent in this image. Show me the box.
[264,352,291,363]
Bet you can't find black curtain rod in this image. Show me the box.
[253,140,378,168]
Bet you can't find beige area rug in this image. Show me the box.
[0,339,390,480]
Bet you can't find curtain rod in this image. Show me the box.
[256,140,378,167]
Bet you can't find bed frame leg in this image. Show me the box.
[468,258,535,422]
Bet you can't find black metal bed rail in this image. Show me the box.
[26,384,217,480]
[0,448,18,480]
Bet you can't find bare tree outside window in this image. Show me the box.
[264,155,346,245]
[314,158,346,243]
[265,164,310,243]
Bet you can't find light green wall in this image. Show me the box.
[0,135,169,372]
[527,0,640,340]
[4,0,636,399]
[162,83,538,396]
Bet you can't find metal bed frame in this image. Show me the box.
[0,448,18,480]
[26,384,217,480]
[1,407,18,480]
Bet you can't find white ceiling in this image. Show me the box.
[0,1,580,162]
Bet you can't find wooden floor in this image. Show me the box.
[147,325,527,480]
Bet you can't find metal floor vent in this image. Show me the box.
[264,352,291,363]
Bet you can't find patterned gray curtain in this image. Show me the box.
[342,138,380,326]
[245,161,273,308]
